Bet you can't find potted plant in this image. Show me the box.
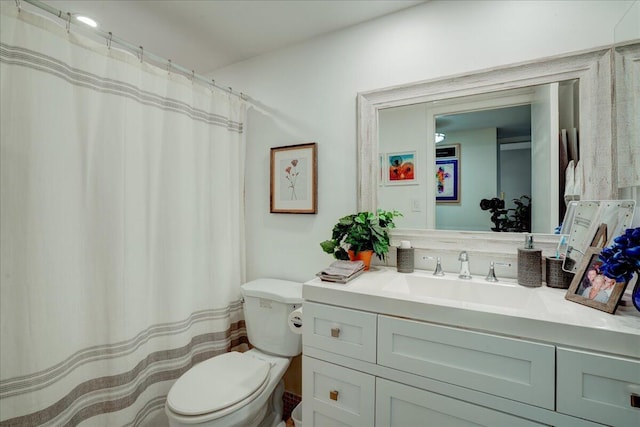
[320,209,402,270]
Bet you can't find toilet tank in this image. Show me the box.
[240,278,303,357]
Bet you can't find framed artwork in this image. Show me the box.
[565,247,628,314]
[270,143,317,214]
[386,151,417,185]
[436,158,460,203]
[435,144,460,159]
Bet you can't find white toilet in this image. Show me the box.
[165,278,303,427]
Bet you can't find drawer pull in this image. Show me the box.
[632,393,640,408]
[330,327,340,338]
[329,390,339,401]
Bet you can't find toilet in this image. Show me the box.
[165,278,303,427]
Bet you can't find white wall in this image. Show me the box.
[436,128,497,231]
[213,0,635,283]
[378,104,429,228]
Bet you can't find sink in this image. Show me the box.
[373,271,540,311]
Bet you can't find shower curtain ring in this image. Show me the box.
[106,32,113,50]
[167,59,172,74]
[191,70,195,82]
[138,46,144,63]
[66,12,72,33]
[15,0,20,12]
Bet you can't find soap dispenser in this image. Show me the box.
[517,234,542,287]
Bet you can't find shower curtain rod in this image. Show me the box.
[18,0,248,100]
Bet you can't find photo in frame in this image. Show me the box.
[386,151,417,185]
[436,158,460,203]
[270,143,317,214]
[565,247,628,314]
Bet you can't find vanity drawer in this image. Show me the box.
[377,315,555,409]
[302,356,375,427]
[376,377,549,427]
[557,347,640,427]
[303,301,377,363]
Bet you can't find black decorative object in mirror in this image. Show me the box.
[480,195,531,232]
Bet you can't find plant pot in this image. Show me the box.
[348,250,374,270]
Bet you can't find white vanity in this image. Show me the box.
[301,268,640,427]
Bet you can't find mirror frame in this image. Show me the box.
[357,47,616,255]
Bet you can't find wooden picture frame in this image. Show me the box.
[385,151,417,185]
[270,143,317,214]
[565,247,628,314]
[435,158,460,203]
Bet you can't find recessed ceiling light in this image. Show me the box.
[75,15,97,28]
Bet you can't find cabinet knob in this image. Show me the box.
[329,390,339,401]
[330,327,340,338]
[631,393,640,408]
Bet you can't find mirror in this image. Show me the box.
[377,80,579,233]
[358,47,623,244]
[563,200,636,272]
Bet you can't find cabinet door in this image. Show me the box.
[303,301,377,362]
[375,378,549,427]
[378,315,555,409]
[557,347,640,427]
[302,356,375,427]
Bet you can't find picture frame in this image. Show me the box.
[270,142,317,214]
[385,151,417,185]
[435,158,460,203]
[565,247,628,314]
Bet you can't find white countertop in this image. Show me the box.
[303,267,640,359]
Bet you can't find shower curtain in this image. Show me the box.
[0,5,247,426]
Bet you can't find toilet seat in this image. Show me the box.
[166,351,271,417]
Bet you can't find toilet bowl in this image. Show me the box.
[165,279,303,427]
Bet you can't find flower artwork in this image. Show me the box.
[435,159,459,202]
[436,166,450,194]
[284,159,300,200]
[385,152,417,186]
[270,143,317,214]
[388,154,414,181]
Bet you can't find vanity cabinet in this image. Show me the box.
[302,300,640,427]
[556,348,640,426]
[376,378,547,427]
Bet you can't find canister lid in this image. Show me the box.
[241,278,303,304]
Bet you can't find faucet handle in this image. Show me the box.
[458,251,469,262]
[423,256,445,276]
[485,261,512,282]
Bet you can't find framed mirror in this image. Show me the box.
[357,47,619,250]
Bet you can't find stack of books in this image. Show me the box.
[317,260,366,284]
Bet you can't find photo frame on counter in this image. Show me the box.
[565,247,628,314]
[386,151,417,185]
[270,142,317,214]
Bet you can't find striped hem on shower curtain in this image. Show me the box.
[0,304,249,426]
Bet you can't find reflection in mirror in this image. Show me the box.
[563,200,636,273]
[378,80,579,233]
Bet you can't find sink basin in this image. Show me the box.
[351,270,541,311]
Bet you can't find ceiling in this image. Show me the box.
[436,105,532,141]
[39,0,426,74]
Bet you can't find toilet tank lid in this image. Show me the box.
[241,278,303,304]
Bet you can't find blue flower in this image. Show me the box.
[599,227,640,283]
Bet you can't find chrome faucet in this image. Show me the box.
[458,251,472,279]
[485,261,512,282]
[423,256,445,276]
